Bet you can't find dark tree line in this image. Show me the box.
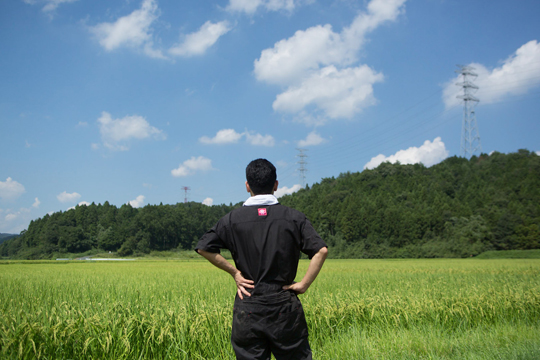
[279,150,540,258]
[1,150,539,259]
[0,201,237,259]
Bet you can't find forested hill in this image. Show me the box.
[1,150,539,259]
[279,150,540,258]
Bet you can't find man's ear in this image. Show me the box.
[245,181,251,193]
[273,180,278,193]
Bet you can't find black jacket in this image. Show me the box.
[196,203,327,295]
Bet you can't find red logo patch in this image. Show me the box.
[258,208,267,216]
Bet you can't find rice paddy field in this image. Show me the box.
[0,258,539,359]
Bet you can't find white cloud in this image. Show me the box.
[42,0,78,12]
[297,131,327,147]
[267,0,299,11]
[0,193,48,232]
[199,129,275,146]
[364,137,448,169]
[227,0,262,14]
[199,129,243,144]
[78,121,88,127]
[443,40,540,108]
[89,0,165,59]
[171,156,213,177]
[67,201,91,211]
[254,0,405,85]
[89,2,232,59]
[274,184,302,198]
[128,195,145,208]
[255,24,347,86]
[1,206,31,233]
[254,0,406,122]
[202,197,214,206]
[4,213,18,222]
[226,0,296,14]
[245,132,275,147]
[0,178,26,201]
[97,111,165,151]
[169,21,231,57]
[57,191,81,203]
[273,65,383,120]
[23,0,78,13]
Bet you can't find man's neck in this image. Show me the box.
[243,194,279,206]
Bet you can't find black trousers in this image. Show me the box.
[231,290,312,360]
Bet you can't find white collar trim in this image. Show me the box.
[243,194,279,207]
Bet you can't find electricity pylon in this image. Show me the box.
[181,186,190,203]
[456,65,481,158]
[296,148,308,187]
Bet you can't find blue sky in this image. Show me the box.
[1,0,539,233]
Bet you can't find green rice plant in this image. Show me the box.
[0,259,539,359]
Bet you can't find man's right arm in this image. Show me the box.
[197,249,254,299]
[282,246,328,294]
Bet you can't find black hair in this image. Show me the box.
[246,159,277,195]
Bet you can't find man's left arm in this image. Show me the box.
[197,249,254,299]
[282,246,328,294]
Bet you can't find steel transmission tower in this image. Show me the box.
[296,148,308,187]
[181,186,190,203]
[455,65,481,158]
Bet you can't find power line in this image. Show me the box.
[299,67,536,169]
[210,74,539,204]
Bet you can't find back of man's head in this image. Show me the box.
[246,159,277,195]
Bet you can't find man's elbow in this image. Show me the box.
[197,249,219,262]
[197,249,210,257]
[318,247,328,258]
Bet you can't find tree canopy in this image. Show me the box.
[2,150,539,259]
[280,150,540,258]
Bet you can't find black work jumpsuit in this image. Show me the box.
[196,201,327,360]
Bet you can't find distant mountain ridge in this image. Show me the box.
[0,233,18,244]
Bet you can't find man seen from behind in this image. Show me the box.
[196,158,328,360]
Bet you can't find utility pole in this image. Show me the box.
[456,65,481,158]
[181,186,190,204]
[296,148,308,187]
